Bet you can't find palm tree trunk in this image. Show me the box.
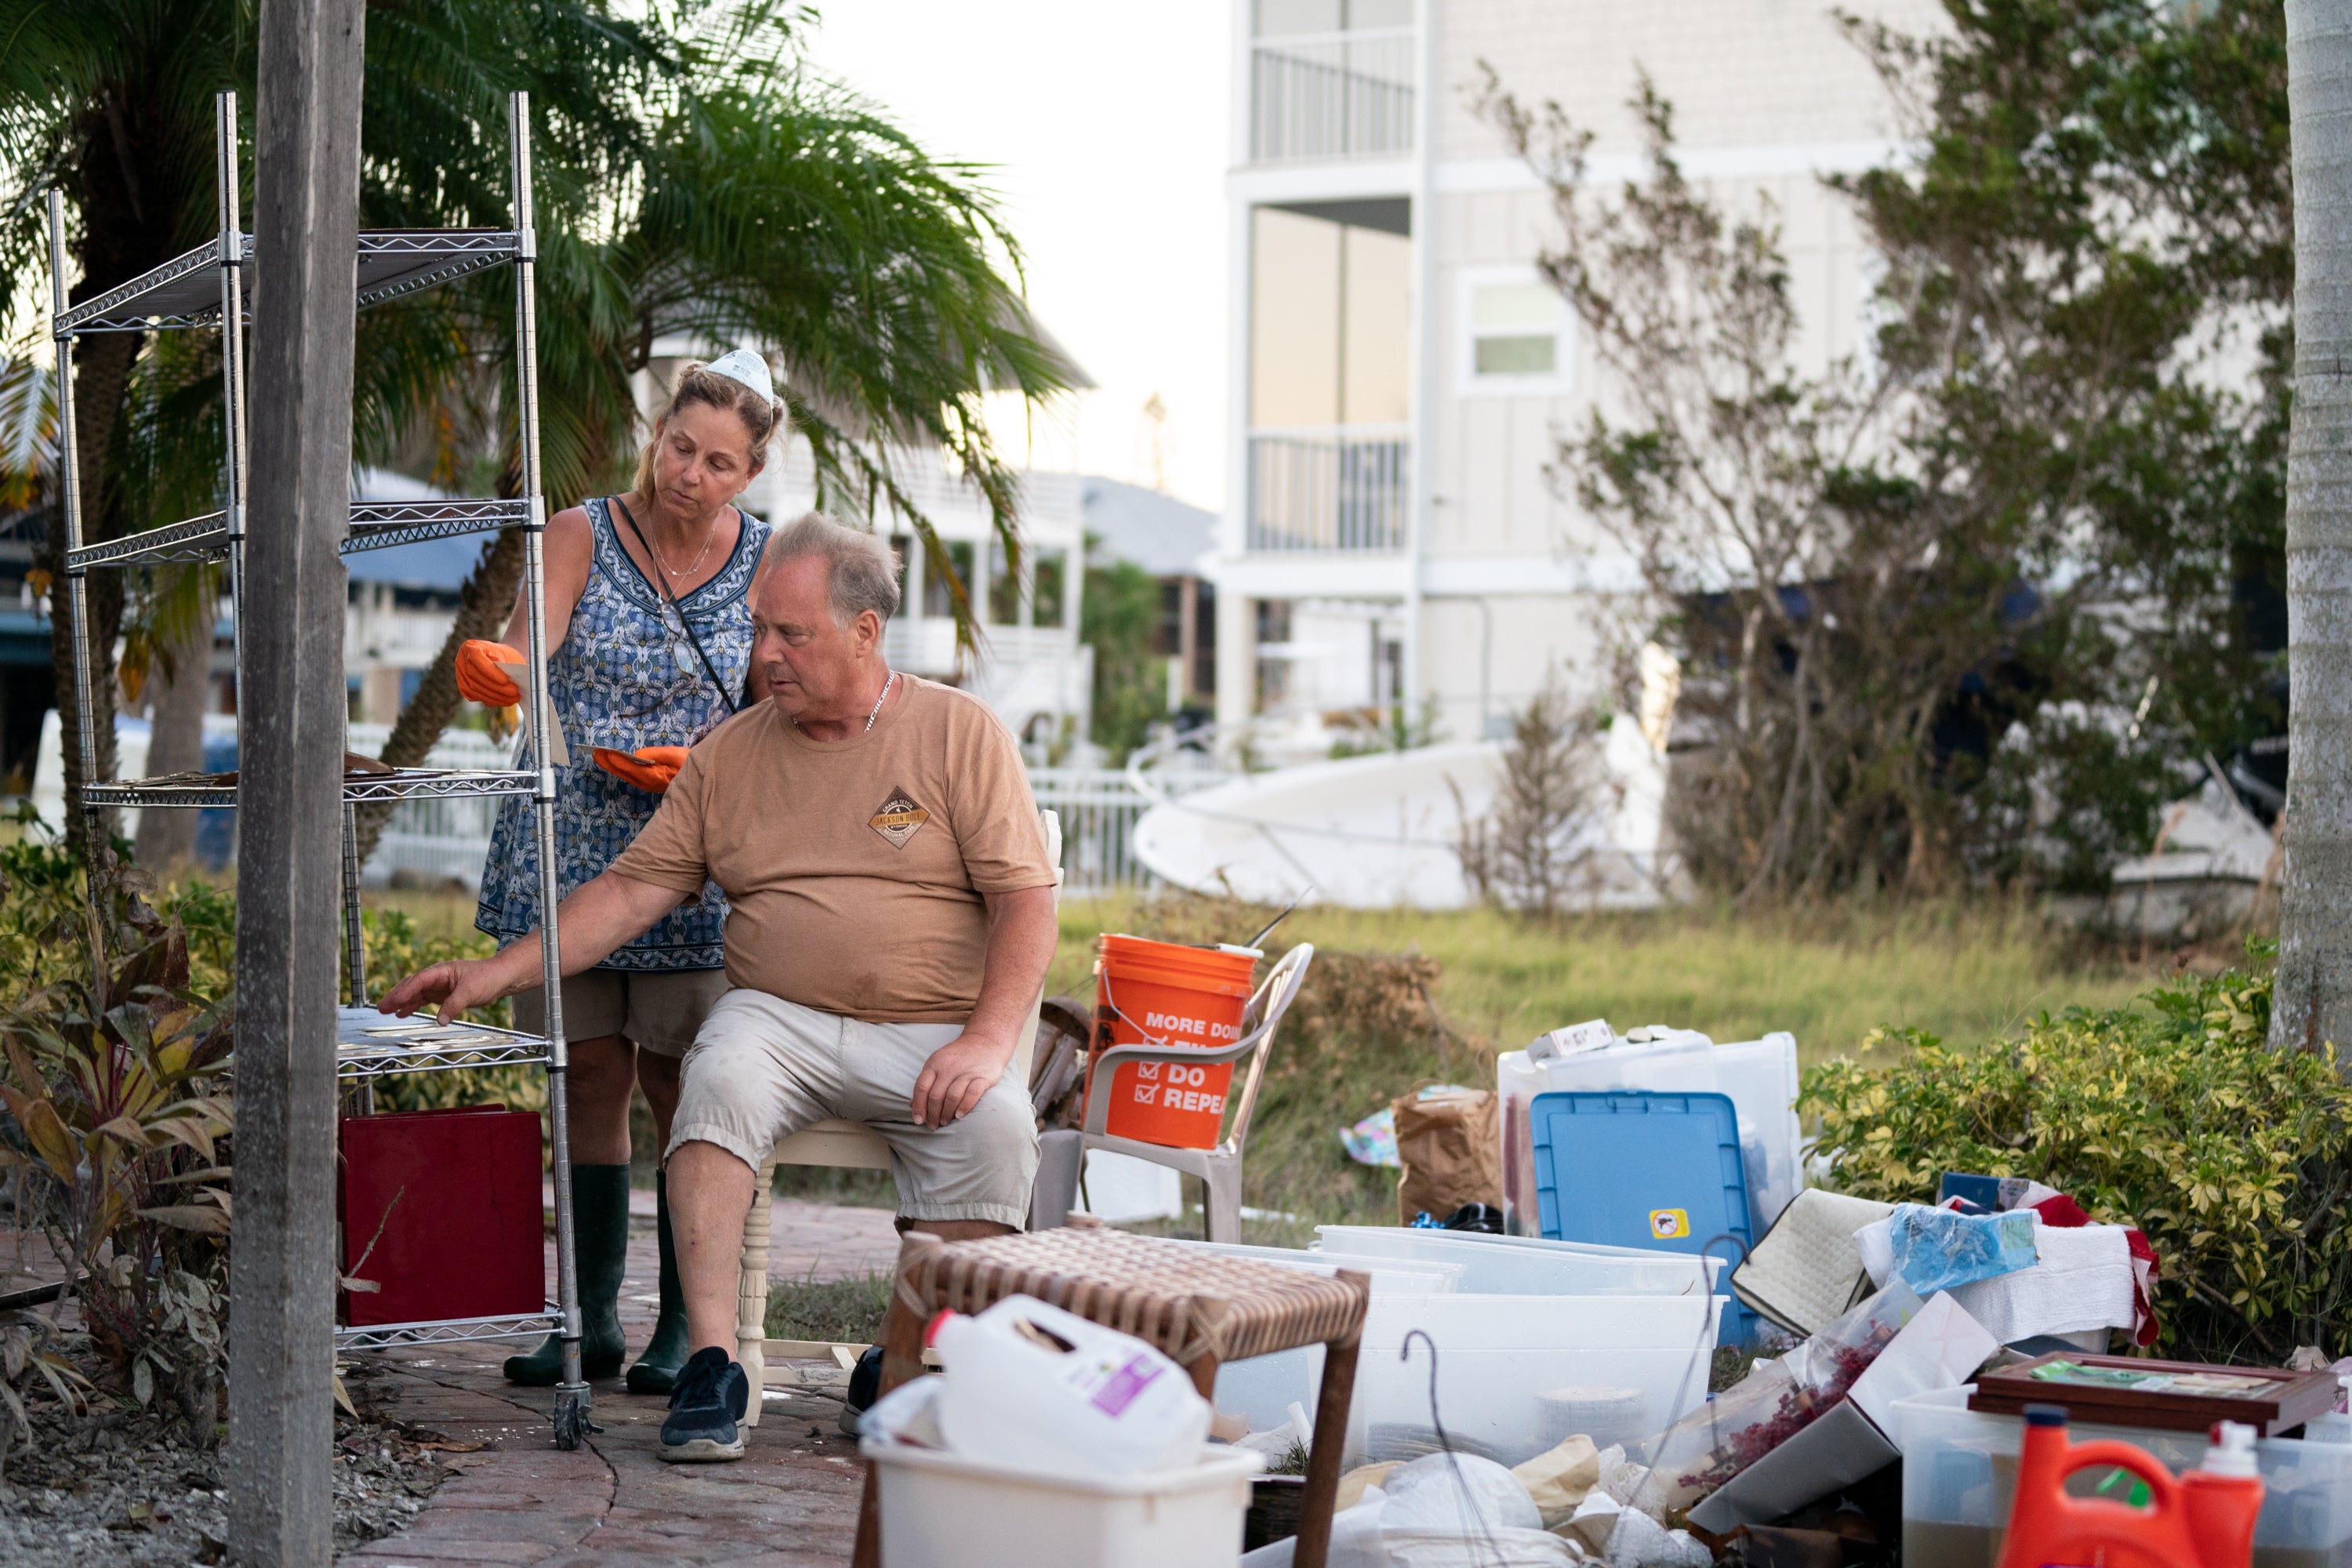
[2275,0,2352,1056]
[49,84,191,852]
[350,525,524,864]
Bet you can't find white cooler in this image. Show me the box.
[861,1440,1262,1568]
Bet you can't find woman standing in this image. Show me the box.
[460,350,779,1392]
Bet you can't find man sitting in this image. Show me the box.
[381,512,1058,1463]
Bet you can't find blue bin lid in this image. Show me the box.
[1529,1090,1754,1261]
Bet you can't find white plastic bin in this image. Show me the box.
[862,1439,1261,1568]
[1213,1291,1721,1467]
[1896,1384,2352,1568]
[1312,1226,1719,1297]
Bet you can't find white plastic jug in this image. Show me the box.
[928,1294,1211,1478]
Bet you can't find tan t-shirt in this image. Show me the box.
[608,677,1055,1022]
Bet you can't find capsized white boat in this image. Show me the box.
[1131,715,1676,910]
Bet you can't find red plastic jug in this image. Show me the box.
[1994,1404,2264,1568]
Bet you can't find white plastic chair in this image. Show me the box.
[735,810,1062,1421]
[1034,942,1314,1244]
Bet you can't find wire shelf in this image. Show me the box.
[334,1009,554,1080]
[64,496,532,572]
[54,241,233,334]
[214,1011,550,1082]
[343,496,532,553]
[336,1308,562,1352]
[354,230,522,307]
[53,230,521,336]
[86,768,536,811]
[64,513,233,568]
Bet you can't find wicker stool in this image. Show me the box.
[852,1225,1371,1568]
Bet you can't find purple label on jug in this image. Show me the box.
[1089,1355,1164,1417]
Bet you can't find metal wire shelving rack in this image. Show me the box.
[46,90,593,1447]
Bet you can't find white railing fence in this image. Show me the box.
[1250,29,1416,164]
[1247,426,1411,552]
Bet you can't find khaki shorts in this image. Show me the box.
[511,967,731,1058]
[666,989,1039,1230]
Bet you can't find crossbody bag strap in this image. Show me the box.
[611,495,740,717]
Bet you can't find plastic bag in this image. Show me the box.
[1379,1452,1541,1533]
[1858,1203,2039,1295]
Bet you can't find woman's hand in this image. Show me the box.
[456,640,524,706]
[592,746,688,793]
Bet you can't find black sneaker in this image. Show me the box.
[839,1344,883,1438]
[659,1346,749,1463]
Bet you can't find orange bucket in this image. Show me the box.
[1089,934,1260,1149]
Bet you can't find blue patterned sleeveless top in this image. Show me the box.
[474,496,770,969]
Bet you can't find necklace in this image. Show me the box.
[794,670,898,737]
[645,511,720,583]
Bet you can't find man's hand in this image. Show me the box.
[379,958,510,1025]
[911,1031,1015,1128]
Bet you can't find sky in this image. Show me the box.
[802,2,1233,510]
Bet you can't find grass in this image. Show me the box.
[361,884,2164,1230]
[764,1269,891,1344]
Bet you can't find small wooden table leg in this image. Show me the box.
[1293,1331,1360,1568]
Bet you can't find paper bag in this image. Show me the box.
[1392,1086,1501,1225]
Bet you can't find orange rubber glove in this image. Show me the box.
[456,640,524,707]
[592,746,688,793]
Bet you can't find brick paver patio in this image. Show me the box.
[344,1196,902,1567]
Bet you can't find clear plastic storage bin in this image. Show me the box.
[1311,1225,1719,1297]
[1711,1033,1804,1227]
[1896,1384,2352,1568]
[1212,1290,1721,1467]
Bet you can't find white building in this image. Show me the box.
[1211,0,1937,749]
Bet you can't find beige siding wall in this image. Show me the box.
[1433,0,1947,162]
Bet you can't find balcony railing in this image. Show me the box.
[1250,28,1415,163]
[1247,425,1410,552]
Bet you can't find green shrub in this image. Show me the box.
[1801,942,2352,1363]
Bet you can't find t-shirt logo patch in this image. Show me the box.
[868,787,930,850]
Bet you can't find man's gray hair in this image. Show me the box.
[758,511,902,625]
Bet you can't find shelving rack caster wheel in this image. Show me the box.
[553,1382,595,1450]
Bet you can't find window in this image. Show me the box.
[987,539,1022,625]
[924,540,975,620]
[1032,548,1067,629]
[1460,270,1570,393]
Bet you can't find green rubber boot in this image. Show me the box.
[626,1171,691,1394]
[505,1163,630,1386]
